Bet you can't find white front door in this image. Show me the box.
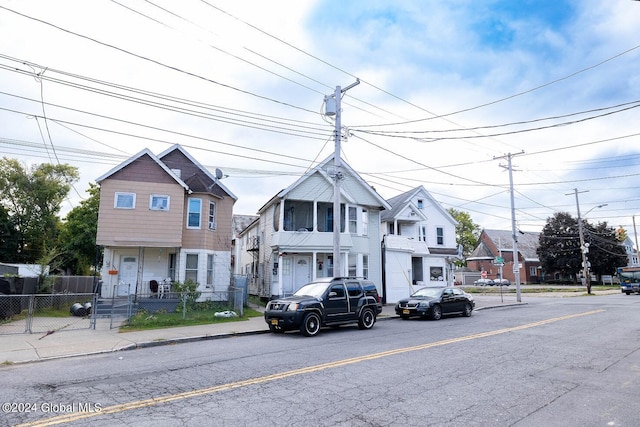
[293,256,311,292]
[118,256,138,295]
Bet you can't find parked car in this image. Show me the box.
[494,279,510,286]
[395,287,475,320]
[473,278,495,286]
[264,277,382,337]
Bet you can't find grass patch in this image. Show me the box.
[120,306,264,332]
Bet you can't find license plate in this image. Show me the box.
[271,319,278,325]
[403,309,410,315]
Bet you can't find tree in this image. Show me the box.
[537,212,627,287]
[58,183,101,275]
[0,157,79,262]
[0,204,20,260]
[582,221,627,277]
[447,208,481,266]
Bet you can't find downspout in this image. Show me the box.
[381,236,387,304]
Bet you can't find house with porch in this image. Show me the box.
[380,186,461,304]
[95,144,237,298]
[239,154,390,300]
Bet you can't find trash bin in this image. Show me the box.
[70,302,87,316]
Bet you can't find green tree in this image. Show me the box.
[58,183,101,275]
[582,221,627,276]
[538,212,581,281]
[0,204,20,260]
[0,157,79,262]
[447,208,481,266]
[537,212,626,288]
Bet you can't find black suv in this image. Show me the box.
[264,277,383,337]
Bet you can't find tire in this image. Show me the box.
[625,292,631,295]
[358,307,376,330]
[430,304,442,320]
[300,312,321,337]
[462,303,473,317]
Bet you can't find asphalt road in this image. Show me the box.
[3,293,640,427]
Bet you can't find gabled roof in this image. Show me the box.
[382,185,456,224]
[256,154,391,214]
[95,148,189,190]
[478,229,541,261]
[157,144,238,201]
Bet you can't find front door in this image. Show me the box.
[293,256,311,291]
[118,256,138,296]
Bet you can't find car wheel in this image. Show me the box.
[300,312,321,337]
[430,304,442,320]
[462,303,473,317]
[625,292,631,295]
[358,307,376,330]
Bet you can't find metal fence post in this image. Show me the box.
[25,294,35,334]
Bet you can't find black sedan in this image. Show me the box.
[395,287,475,320]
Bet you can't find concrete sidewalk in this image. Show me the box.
[0,294,530,365]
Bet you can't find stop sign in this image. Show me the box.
[481,271,487,278]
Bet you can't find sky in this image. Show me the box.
[1,0,640,244]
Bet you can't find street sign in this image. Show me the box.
[494,256,504,266]
[481,270,487,278]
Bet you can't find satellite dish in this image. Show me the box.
[215,168,224,180]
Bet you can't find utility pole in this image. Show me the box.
[496,151,524,302]
[325,79,359,277]
[570,188,591,293]
[633,215,640,266]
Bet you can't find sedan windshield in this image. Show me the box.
[293,283,329,298]
[412,287,444,298]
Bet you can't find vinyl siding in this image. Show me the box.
[96,179,185,247]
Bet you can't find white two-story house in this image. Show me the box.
[381,186,460,303]
[238,154,391,299]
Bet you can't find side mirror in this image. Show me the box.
[328,291,337,298]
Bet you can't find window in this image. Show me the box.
[417,199,423,209]
[329,284,346,299]
[420,225,427,242]
[185,254,199,283]
[430,267,443,281]
[347,281,363,297]
[115,192,135,209]
[348,207,357,233]
[362,209,368,236]
[316,202,345,232]
[168,253,176,281]
[207,254,214,286]
[436,227,444,245]
[187,198,202,228]
[283,200,313,231]
[208,201,216,230]
[363,255,368,279]
[150,195,169,211]
[348,253,357,277]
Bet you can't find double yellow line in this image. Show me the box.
[18,309,604,427]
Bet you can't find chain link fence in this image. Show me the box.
[1,287,245,333]
[0,293,95,335]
